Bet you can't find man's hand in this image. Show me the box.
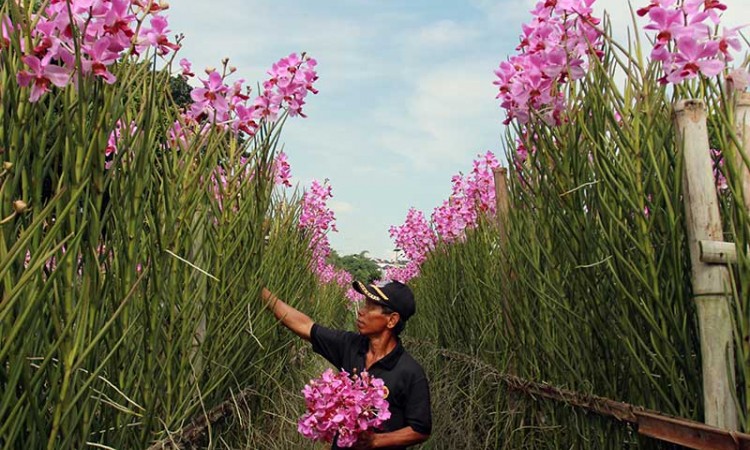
[352,432,374,450]
[357,427,430,448]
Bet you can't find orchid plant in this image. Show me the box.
[386,151,500,282]
[0,1,337,448]
[403,0,750,446]
[298,179,362,301]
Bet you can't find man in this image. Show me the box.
[260,280,432,449]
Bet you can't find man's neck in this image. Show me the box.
[367,332,397,360]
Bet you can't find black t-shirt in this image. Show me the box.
[310,323,432,450]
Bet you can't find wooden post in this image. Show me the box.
[492,166,517,373]
[733,90,750,434]
[493,167,510,239]
[735,92,750,214]
[190,212,208,379]
[674,99,738,430]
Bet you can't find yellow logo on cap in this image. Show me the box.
[370,284,389,301]
[357,281,385,302]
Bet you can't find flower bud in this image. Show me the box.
[12,200,27,214]
[229,66,237,73]
[728,68,750,92]
[3,162,12,171]
[205,66,215,74]
[221,57,229,65]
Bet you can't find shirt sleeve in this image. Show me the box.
[309,323,357,370]
[404,374,432,435]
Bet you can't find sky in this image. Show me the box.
[169,0,750,259]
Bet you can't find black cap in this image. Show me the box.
[352,280,416,321]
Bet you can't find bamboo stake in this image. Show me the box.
[190,211,208,379]
[734,92,750,213]
[492,166,517,363]
[733,90,750,433]
[493,167,510,240]
[674,99,738,430]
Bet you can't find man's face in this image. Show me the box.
[356,299,398,336]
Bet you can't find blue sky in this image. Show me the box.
[169,0,750,259]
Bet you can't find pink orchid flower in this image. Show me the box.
[666,35,724,84]
[82,38,120,83]
[17,55,71,102]
[179,58,194,78]
[139,14,179,55]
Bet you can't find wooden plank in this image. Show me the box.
[637,411,750,450]
[420,342,750,450]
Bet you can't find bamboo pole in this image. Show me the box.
[492,166,517,365]
[189,211,208,379]
[674,99,738,430]
[734,92,750,212]
[733,90,750,433]
[493,167,510,240]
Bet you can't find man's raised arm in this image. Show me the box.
[260,288,314,341]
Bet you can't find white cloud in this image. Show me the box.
[413,20,481,49]
[329,200,355,214]
[467,0,536,25]
[170,1,392,90]
[374,59,502,171]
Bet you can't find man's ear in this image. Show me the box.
[387,312,401,329]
